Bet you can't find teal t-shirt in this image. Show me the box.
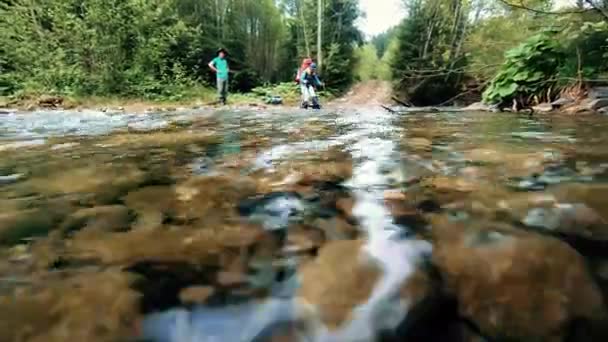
[211,56,229,80]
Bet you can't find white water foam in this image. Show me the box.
[140,108,432,342]
[299,108,432,341]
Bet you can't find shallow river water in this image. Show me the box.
[1,105,608,341]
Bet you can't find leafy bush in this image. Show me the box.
[482,30,564,105]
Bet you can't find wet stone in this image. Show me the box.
[0,173,26,185]
[60,205,134,234]
[0,209,58,246]
[523,203,608,241]
[179,286,215,305]
[432,221,606,341]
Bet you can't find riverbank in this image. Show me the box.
[0,82,330,114]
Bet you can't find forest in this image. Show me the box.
[1,0,607,107]
[380,0,608,106]
[0,0,360,101]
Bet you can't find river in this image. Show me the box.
[1,101,608,341]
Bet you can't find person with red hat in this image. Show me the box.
[295,58,313,84]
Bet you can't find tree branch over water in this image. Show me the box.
[496,0,594,15]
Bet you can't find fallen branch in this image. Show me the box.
[381,105,397,113]
[437,80,490,106]
[391,96,412,107]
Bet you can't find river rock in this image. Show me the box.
[463,102,492,112]
[407,137,432,152]
[599,106,608,115]
[532,103,553,113]
[174,175,258,226]
[295,239,435,339]
[37,95,63,108]
[179,286,215,305]
[432,221,606,341]
[0,173,26,185]
[283,225,325,255]
[123,186,177,230]
[24,163,148,205]
[589,86,608,99]
[551,97,574,108]
[312,216,358,240]
[60,205,134,234]
[523,203,608,241]
[0,209,57,246]
[0,270,140,342]
[581,98,608,111]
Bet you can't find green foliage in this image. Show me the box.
[390,0,470,105]
[354,44,390,81]
[482,30,564,104]
[0,0,359,99]
[465,15,544,80]
[371,27,397,58]
[557,17,608,82]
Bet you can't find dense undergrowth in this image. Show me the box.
[0,0,360,103]
[384,0,608,106]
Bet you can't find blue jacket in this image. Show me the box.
[301,68,322,87]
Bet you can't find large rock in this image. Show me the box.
[0,270,140,342]
[296,239,435,340]
[37,95,63,108]
[523,203,608,240]
[432,221,606,341]
[532,103,553,113]
[24,163,148,205]
[551,97,575,109]
[0,209,57,246]
[123,186,177,230]
[173,175,258,226]
[463,102,492,112]
[60,205,134,234]
[581,98,608,111]
[407,137,433,152]
[588,86,608,99]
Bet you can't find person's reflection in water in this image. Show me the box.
[218,113,245,172]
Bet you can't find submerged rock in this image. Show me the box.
[523,203,608,247]
[0,270,140,342]
[0,209,58,246]
[432,221,606,341]
[173,175,258,226]
[296,239,435,340]
[60,205,134,234]
[123,186,177,230]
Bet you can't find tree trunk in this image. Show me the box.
[317,0,323,68]
[298,0,311,57]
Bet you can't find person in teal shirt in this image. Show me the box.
[208,48,230,105]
